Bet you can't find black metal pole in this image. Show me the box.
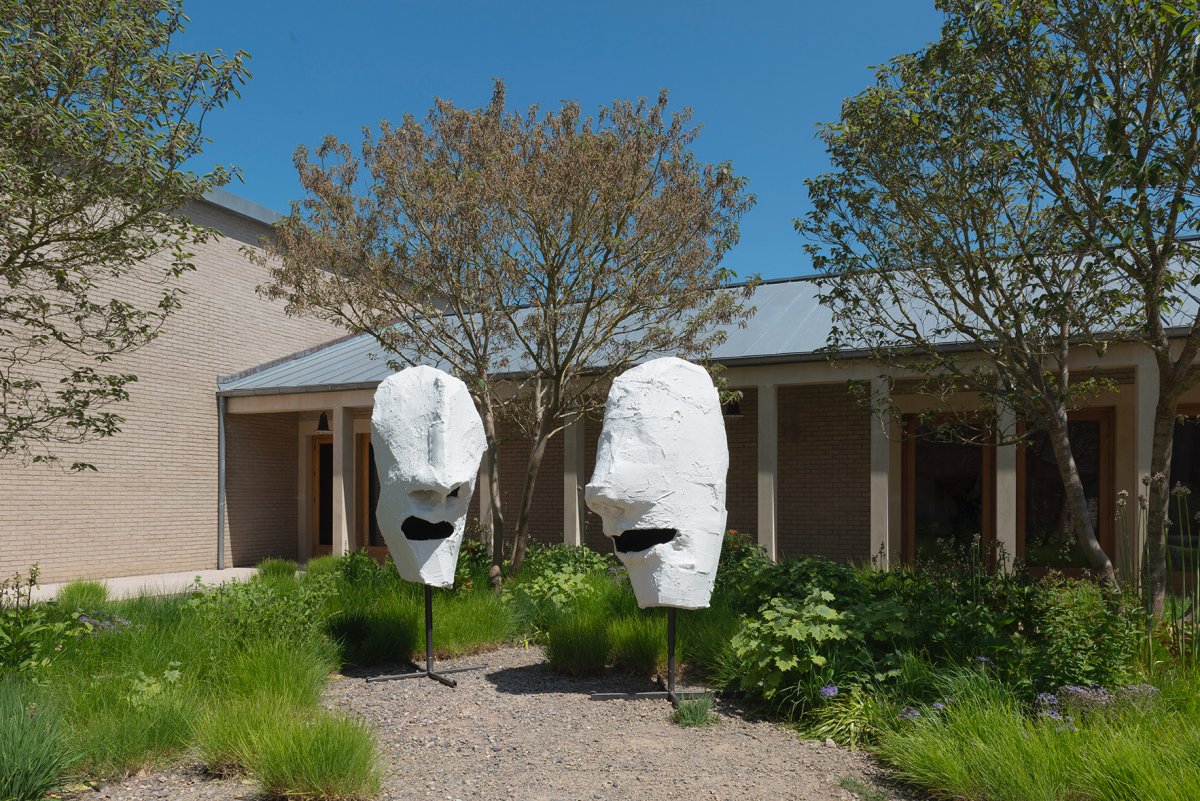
[424,584,434,674]
[667,607,677,702]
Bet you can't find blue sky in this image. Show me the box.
[179,1,944,280]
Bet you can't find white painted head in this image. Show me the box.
[371,365,486,587]
[585,357,728,609]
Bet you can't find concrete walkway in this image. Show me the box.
[32,567,258,603]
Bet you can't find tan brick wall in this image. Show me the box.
[0,201,341,583]
[494,417,565,548]
[224,412,300,566]
[777,383,871,561]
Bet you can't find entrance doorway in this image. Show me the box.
[311,435,333,556]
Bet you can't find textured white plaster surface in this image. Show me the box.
[585,357,729,609]
[371,366,486,587]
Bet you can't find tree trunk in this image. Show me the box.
[508,411,556,575]
[1144,389,1180,619]
[1045,408,1117,586]
[478,399,507,594]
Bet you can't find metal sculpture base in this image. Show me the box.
[590,608,730,707]
[365,585,486,687]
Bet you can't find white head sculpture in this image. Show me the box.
[371,365,486,587]
[585,357,728,609]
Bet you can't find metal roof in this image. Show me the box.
[217,276,835,396]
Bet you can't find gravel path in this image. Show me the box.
[69,645,917,801]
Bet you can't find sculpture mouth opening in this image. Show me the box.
[613,528,677,553]
[401,516,455,541]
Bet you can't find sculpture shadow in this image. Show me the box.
[487,660,660,697]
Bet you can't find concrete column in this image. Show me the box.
[757,384,778,561]
[331,405,356,556]
[563,413,587,547]
[869,377,892,569]
[995,403,1018,569]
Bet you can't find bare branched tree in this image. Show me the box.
[259,81,755,582]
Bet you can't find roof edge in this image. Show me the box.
[199,187,283,227]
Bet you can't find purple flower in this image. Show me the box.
[1037,692,1058,708]
[974,655,994,666]
[1041,709,1063,720]
[820,684,839,699]
[931,702,945,711]
[899,707,921,721]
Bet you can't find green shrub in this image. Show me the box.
[0,678,72,801]
[519,543,614,581]
[723,589,854,717]
[56,580,109,612]
[304,555,344,579]
[253,711,381,801]
[672,694,718,727]
[507,570,595,634]
[546,612,610,676]
[190,574,337,649]
[337,550,391,587]
[608,614,666,675]
[256,558,299,582]
[1021,576,1139,692]
[1,567,81,673]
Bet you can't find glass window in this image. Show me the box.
[1023,420,1102,569]
[1168,415,1200,565]
[318,441,333,547]
[911,425,987,560]
[366,443,383,547]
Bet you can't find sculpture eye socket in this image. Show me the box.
[447,485,461,499]
[613,528,677,553]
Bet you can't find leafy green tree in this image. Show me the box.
[260,81,754,581]
[0,0,248,469]
[801,22,1130,581]
[806,0,1200,608]
[945,0,1200,615]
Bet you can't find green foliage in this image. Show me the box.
[671,694,718,728]
[256,558,299,583]
[253,711,381,801]
[304,555,344,579]
[507,570,596,634]
[55,580,109,612]
[331,590,420,667]
[725,589,851,713]
[0,677,72,801]
[190,574,337,649]
[430,587,514,657]
[519,543,615,581]
[1020,577,1140,692]
[0,567,82,674]
[0,0,249,469]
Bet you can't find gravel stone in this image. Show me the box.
[66,645,921,801]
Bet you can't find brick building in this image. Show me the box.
[7,189,1200,582]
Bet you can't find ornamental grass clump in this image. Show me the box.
[608,613,667,675]
[0,678,72,801]
[253,711,381,801]
[672,694,718,728]
[55,580,109,612]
